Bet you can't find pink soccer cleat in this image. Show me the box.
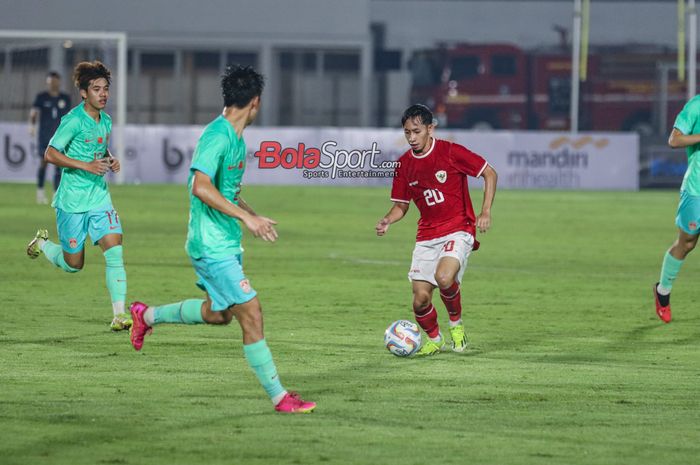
[653,283,672,324]
[274,392,316,414]
[129,301,153,351]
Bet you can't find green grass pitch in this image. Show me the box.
[1,182,699,464]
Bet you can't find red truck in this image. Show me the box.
[409,43,687,134]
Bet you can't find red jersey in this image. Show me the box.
[391,138,488,242]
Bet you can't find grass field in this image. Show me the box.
[1,182,699,465]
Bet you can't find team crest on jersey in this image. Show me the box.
[435,170,447,183]
[239,279,252,293]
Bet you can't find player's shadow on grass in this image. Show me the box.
[440,347,483,357]
[606,314,700,348]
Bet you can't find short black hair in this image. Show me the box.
[47,71,61,79]
[401,104,434,126]
[73,61,111,91]
[221,64,265,108]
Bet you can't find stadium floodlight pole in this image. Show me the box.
[115,33,127,184]
[580,0,590,82]
[570,0,582,134]
[679,0,686,82]
[689,0,697,99]
[0,29,127,184]
[658,62,671,134]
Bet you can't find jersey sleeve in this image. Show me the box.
[48,115,81,153]
[390,159,410,203]
[674,98,699,135]
[32,93,43,109]
[190,132,228,178]
[104,113,113,134]
[450,143,488,177]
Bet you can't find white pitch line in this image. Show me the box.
[328,253,404,266]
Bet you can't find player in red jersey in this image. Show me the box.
[376,104,498,355]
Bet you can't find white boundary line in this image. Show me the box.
[328,253,404,266]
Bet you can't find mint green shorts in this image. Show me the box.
[55,203,123,253]
[190,254,257,311]
[676,190,700,235]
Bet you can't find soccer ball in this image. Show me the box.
[384,320,422,357]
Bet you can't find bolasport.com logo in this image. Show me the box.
[253,141,400,179]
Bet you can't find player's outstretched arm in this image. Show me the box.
[668,128,700,148]
[45,146,110,175]
[476,164,498,233]
[192,171,277,242]
[376,202,409,236]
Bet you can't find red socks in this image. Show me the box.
[414,303,440,339]
[439,282,462,322]
[414,282,462,339]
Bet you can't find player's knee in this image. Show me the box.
[412,293,432,312]
[434,271,455,289]
[65,260,83,271]
[205,310,233,325]
[220,311,234,325]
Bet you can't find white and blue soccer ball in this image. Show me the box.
[384,320,422,357]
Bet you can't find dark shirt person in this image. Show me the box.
[29,71,71,204]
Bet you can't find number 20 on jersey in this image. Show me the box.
[423,188,444,206]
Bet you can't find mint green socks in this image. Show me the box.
[153,299,205,324]
[659,251,684,293]
[243,339,286,403]
[41,240,79,273]
[104,246,127,310]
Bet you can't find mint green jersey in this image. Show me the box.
[186,115,247,259]
[675,95,700,195]
[49,102,112,212]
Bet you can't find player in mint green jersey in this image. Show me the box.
[129,65,315,414]
[26,61,130,331]
[654,95,700,323]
